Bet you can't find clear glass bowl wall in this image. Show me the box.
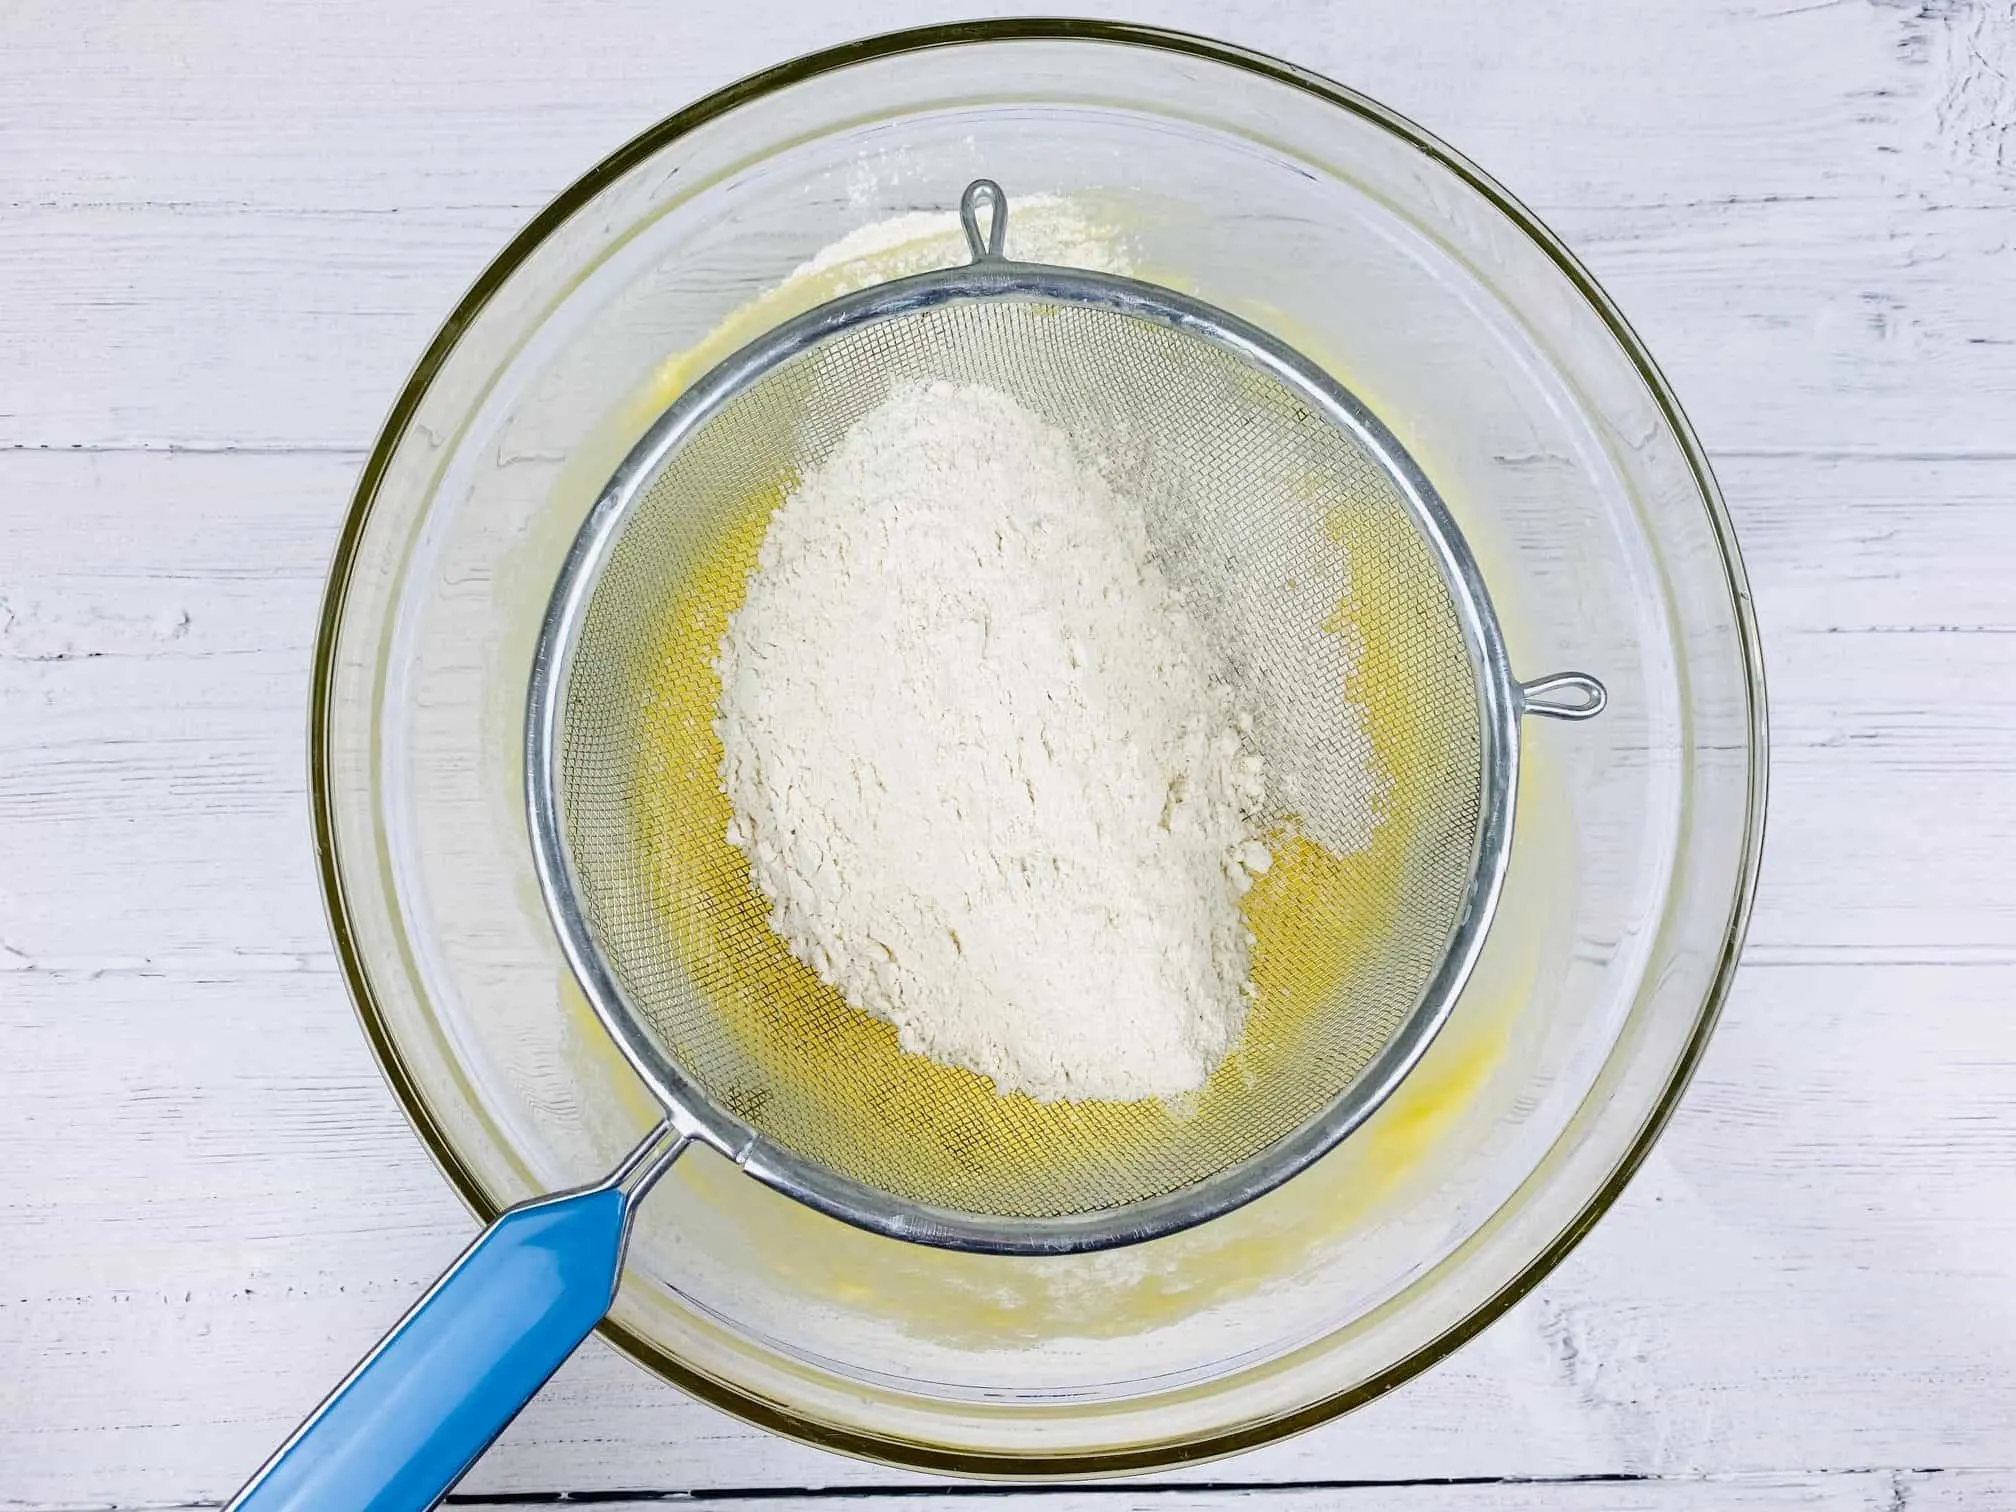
[315,26,1763,1475]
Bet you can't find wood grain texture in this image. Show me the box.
[3,0,2014,1504]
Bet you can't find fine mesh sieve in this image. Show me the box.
[527,181,1609,1255]
[231,180,1623,1509]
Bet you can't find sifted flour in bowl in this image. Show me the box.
[713,380,1270,1102]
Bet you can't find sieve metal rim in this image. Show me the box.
[527,181,1587,1255]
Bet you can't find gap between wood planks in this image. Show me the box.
[433,1467,1948,1503]
[16,441,2016,462]
[0,441,371,457]
[16,1463,1992,1509]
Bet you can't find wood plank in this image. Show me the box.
[8,447,2016,973]
[0,0,1924,216]
[11,191,2014,457]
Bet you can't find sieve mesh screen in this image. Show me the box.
[555,297,1484,1222]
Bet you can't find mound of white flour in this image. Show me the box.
[713,381,1268,1102]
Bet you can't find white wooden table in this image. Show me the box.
[5,1,2015,1505]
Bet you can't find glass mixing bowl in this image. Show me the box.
[312,20,1766,1475]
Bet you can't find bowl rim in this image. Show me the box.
[309,16,1769,1479]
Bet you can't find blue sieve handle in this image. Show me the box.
[227,1127,684,1512]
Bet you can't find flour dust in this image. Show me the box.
[713,381,1269,1102]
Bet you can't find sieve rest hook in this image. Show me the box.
[1519,671,1609,721]
[960,178,1009,263]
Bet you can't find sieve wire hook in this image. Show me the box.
[960,178,1009,262]
[1519,671,1609,721]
